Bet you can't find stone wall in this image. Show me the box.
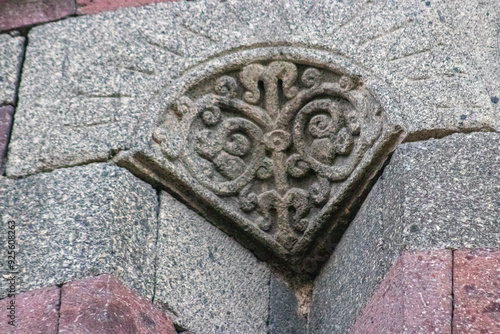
[309,132,500,333]
[0,1,499,333]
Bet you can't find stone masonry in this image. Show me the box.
[0,0,499,333]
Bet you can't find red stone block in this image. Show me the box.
[453,249,500,334]
[58,274,176,334]
[350,249,453,334]
[0,105,14,170]
[76,0,175,15]
[0,285,60,333]
[0,0,76,31]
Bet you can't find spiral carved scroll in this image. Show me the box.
[164,61,383,252]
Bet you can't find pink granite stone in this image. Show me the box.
[0,105,14,170]
[77,0,175,15]
[0,0,76,31]
[350,249,453,334]
[453,249,500,334]
[0,285,60,333]
[58,274,176,334]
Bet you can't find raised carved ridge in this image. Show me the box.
[119,49,403,274]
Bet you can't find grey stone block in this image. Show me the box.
[7,0,500,177]
[0,105,14,170]
[155,191,270,334]
[0,33,24,106]
[0,163,158,299]
[309,132,500,334]
[269,275,307,334]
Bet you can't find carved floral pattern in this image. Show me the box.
[161,61,383,251]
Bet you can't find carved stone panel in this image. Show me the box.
[117,48,403,274]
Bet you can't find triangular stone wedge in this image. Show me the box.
[116,47,404,274]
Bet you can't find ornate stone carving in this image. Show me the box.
[119,50,403,274]
[168,61,381,250]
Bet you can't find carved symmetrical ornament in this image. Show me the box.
[120,53,402,274]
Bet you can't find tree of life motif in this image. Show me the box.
[174,61,382,251]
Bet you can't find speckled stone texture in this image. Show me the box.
[1,33,24,171]
[0,0,75,31]
[0,285,60,333]
[0,105,14,170]
[350,250,452,334]
[268,275,307,334]
[155,191,270,334]
[0,163,158,299]
[453,249,500,334]
[77,0,174,15]
[59,274,176,334]
[7,0,500,177]
[0,33,24,106]
[309,132,500,334]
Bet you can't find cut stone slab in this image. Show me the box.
[0,285,60,333]
[309,132,500,334]
[0,0,76,31]
[0,105,14,170]
[0,33,24,106]
[350,250,452,334]
[155,191,270,334]
[0,163,158,299]
[7,0,500,178]
[59,274,176,334]
[268,275,307,334]
[453,249,500,334]
[77,0,174,15]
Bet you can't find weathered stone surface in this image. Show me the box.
[59,274,176,334]
[350,250,452,334]
[309,132,500,333]
[7,0,499,176]
[119,55,403,274]
[0,163,157,299]
[0,0,75,31]
[77,0,174,15]
[453,249,500,334]
[268,275,307,334]
[0,285,60,333]
[0,105,14,170]
[0,33,24,105]
[155,191,270,333]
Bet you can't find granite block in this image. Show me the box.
[77,0,174,15]
[7,0,500,177]
[350,250,452,334]
[453,249,500,334]
[0,0,75,31]
[155,191,270,334]
[0,163,158,299]
[268,275,307,334]
[0,105,14,170]
[309,132,500,333]
[58,274,176,334]
[0,285,60,333]
[0,33,24,105]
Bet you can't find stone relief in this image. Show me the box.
[119,50,403,274]
[170,61,382,248]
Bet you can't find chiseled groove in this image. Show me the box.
[332,0,373,36]
[358,24,407,46]
[388,48,431,62]
[180,21,218,43]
